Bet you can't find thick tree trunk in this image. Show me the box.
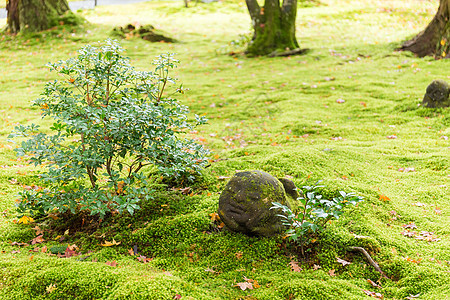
[6,0,71,34]
[245,0,300,56]
[399,0,450,58]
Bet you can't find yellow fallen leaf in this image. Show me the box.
[101,239,121,247]
[18,215,34,224]
[117,181,125,195]
[46,283,57,294]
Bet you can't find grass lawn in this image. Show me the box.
[0,0,449,299]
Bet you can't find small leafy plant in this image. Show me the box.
[216,32,252,55]
[9,39,209,218]
[271,181,363,256]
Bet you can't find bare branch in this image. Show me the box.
[348,247,389,279]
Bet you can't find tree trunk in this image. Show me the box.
[6,0,71,34]
[245,0,300,56]
[399,0,450,59]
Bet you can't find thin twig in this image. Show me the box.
[348,246,389,279]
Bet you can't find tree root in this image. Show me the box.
[347,246,389,279]
[268,48,310,57]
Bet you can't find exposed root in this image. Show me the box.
[268,48,310,57]
[348,246,389,279]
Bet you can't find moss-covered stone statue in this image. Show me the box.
[218,170,295,237]
[421,79,450,108]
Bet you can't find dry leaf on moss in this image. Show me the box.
[363,290,383,299]
[367,279,381,288]
[289,260,302,272]
[46,283,57,294]
[101,239,121,247]
[31,235,45,245]
[106,261,117,267]
[337,257,351,266]
[17,215,34,224]
[236,282,253,291]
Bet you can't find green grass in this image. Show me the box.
[0,0,449,299]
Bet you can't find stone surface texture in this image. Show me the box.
[422,79,450,108]
[218,170,291,237]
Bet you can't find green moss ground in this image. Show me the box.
[0,0,449,299]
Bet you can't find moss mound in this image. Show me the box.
[111,24,176,43]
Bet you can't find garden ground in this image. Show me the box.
[0,0,449,299]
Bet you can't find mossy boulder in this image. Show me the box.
[218,170,291,237]
[111,24,176,43]
[421,79,450,108]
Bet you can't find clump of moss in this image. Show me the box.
[1,225,35,242]
[50,11,85,27]
[131,211,211,257]
[277,278,365,300]
[0,255,212,300]
[111,24,176,43]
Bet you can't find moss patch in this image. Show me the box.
[0,0,449,299]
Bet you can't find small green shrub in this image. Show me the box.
[271,181,363,256]
[9,39,209,218]
[216,33,252,55]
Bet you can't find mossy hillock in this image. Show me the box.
[0,0,449,298]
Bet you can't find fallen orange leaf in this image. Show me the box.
[106,261,117,267]
[209,212,221,222]
[378,195,390,202]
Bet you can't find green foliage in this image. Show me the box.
[271,181,363,256]
[216,33,252,55]
[49,245,67,255]
[0,0,449,299]
[8,39,209,218]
